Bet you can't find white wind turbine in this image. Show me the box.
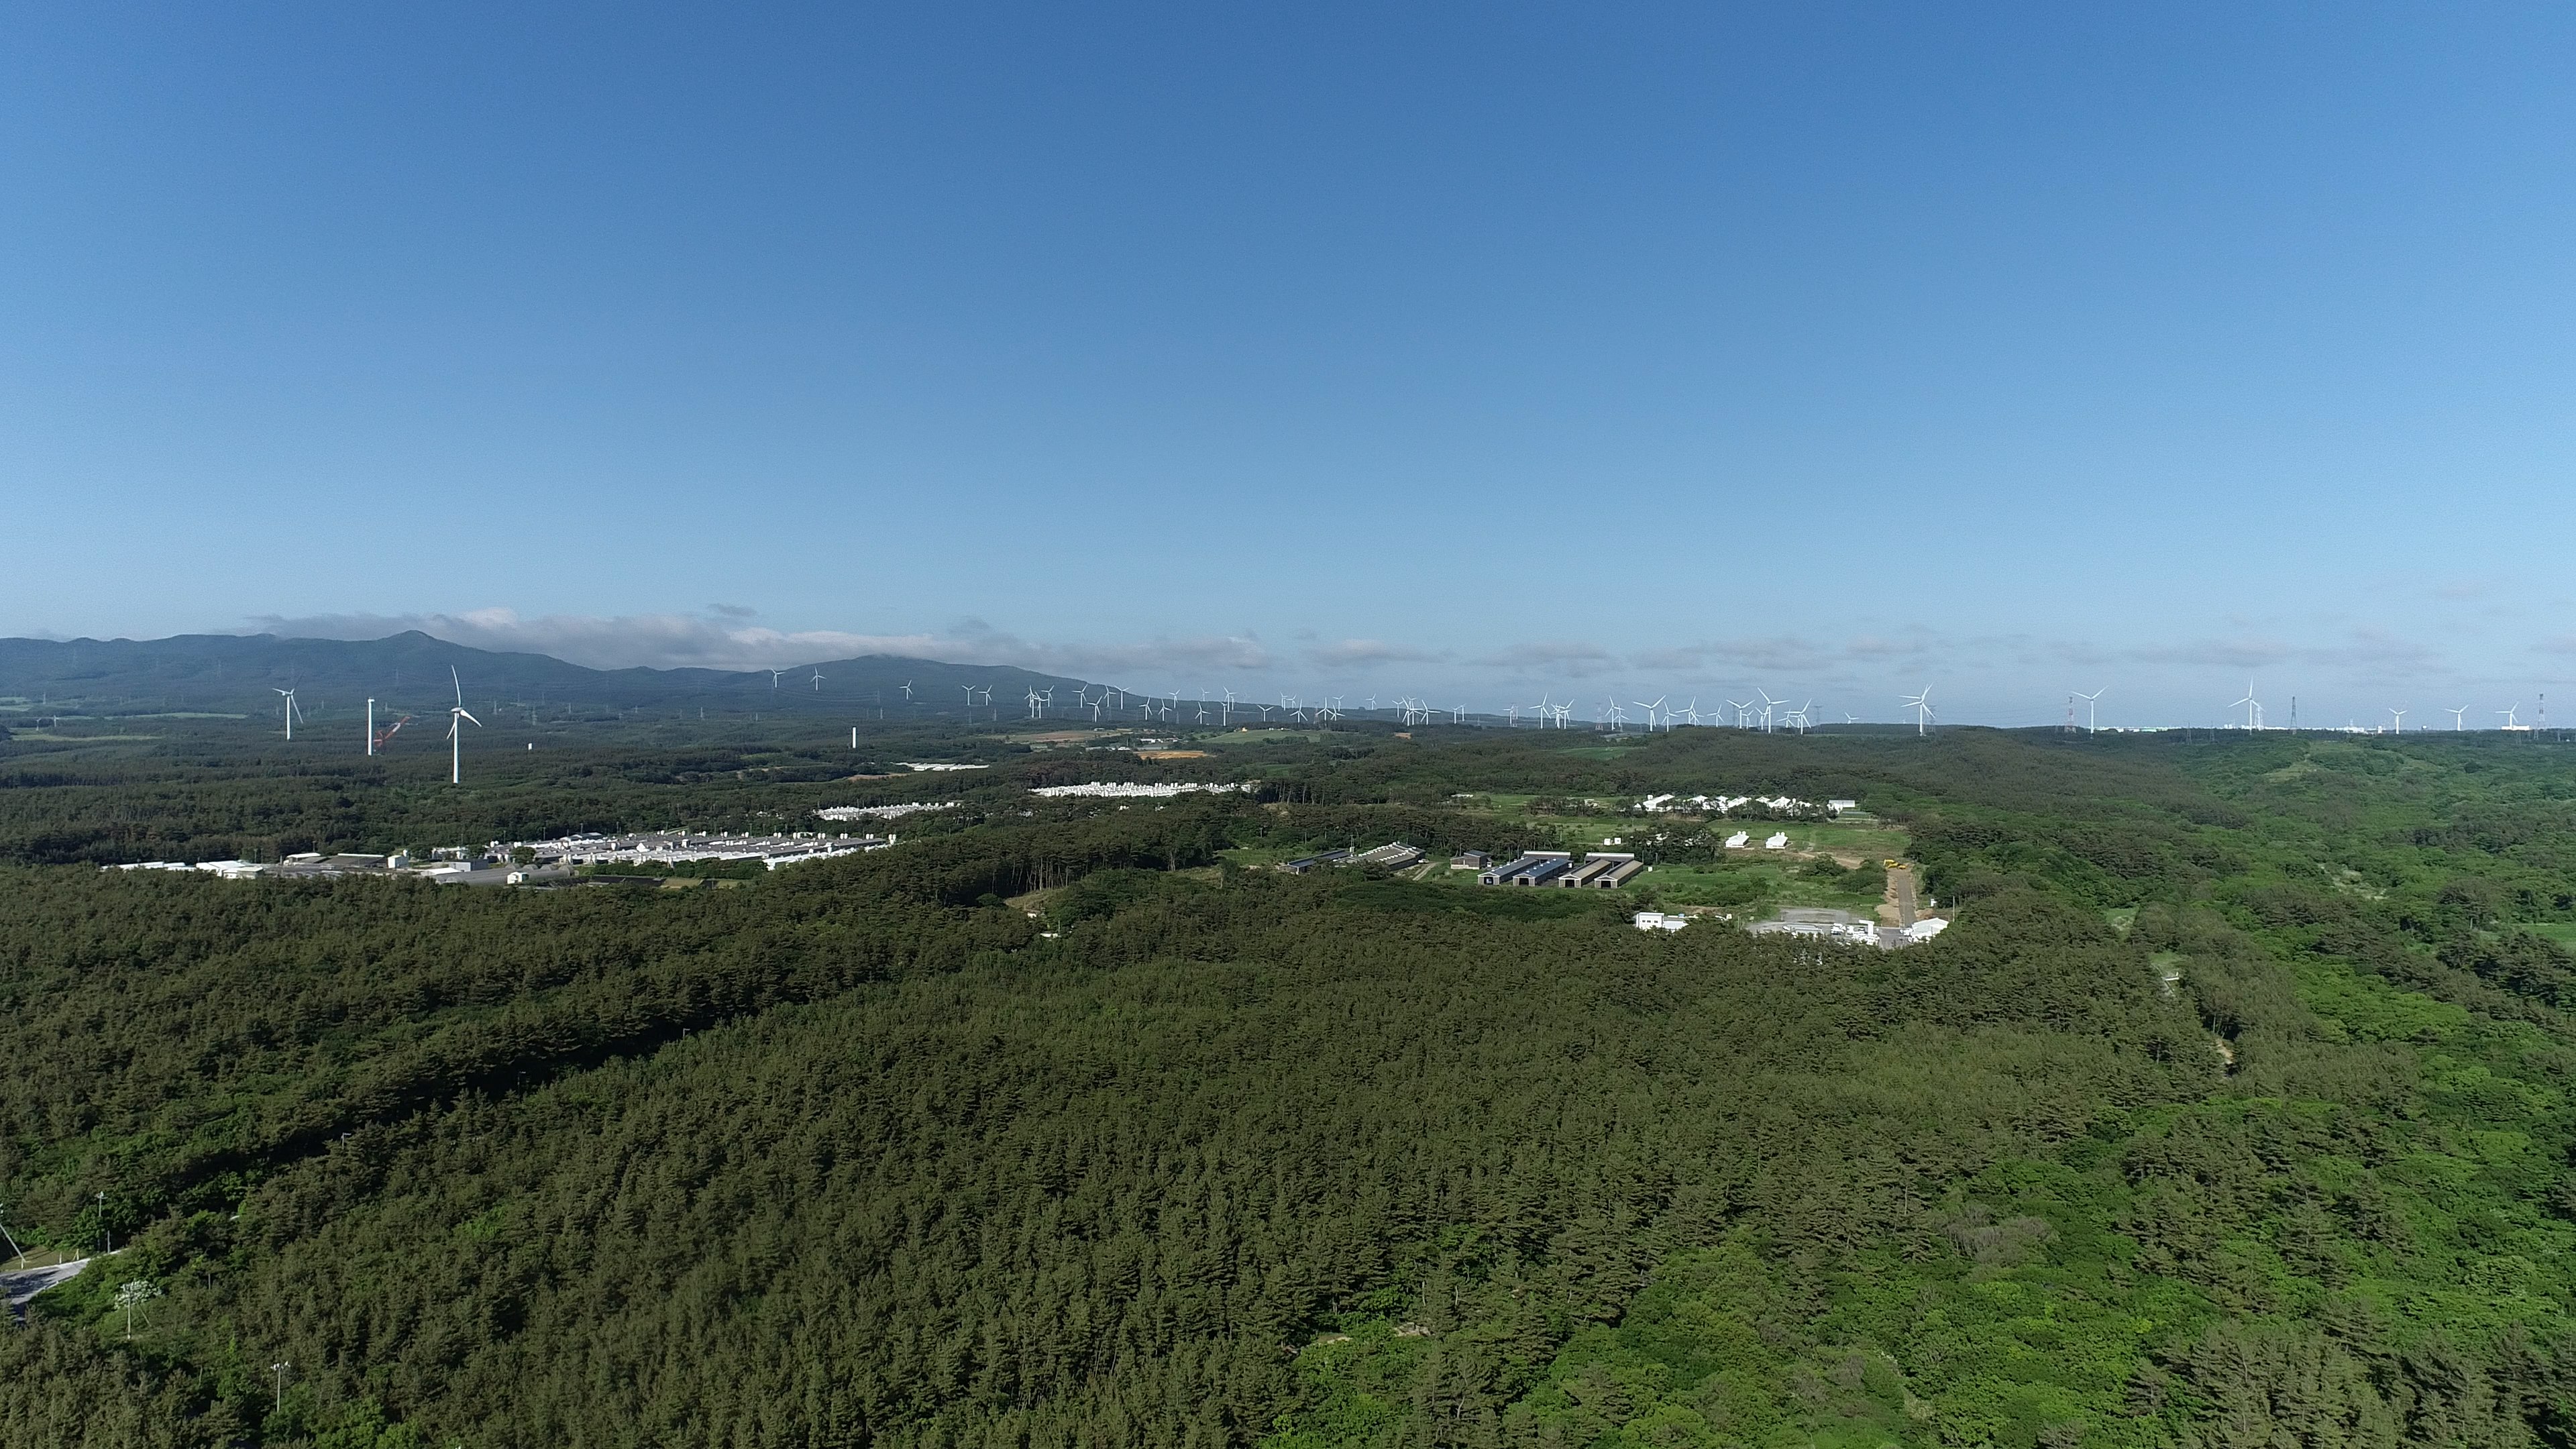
[445,667,480,785]
[2387,706,2406,735]
[2231,682,2263,731]
[899,680,914,702]
[769,669,786,694]
[273,685,305,741]
[2499,704,2520,729]
[1725,698,1751,729]
[2075,688,2102,733]
[1757,690,1782,734]
[1901,688,1934,737]
[1633,695,1666,731]
[811,669,824,692]
[2449,705,2468,731]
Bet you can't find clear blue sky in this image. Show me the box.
[7,3,2573,727]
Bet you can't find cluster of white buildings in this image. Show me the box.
[1028,780,1248,799]
[1743,907,1949,949]
[531,830,892,869]
[107,828,899,885]
[816,800,958,822]
[1638,794,1864,817]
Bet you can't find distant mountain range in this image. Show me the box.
[0,632,1102,719]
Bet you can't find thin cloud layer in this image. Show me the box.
[244,609,1277,678]
[221,608,2561,722]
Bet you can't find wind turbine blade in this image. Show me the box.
[458,709,482,727]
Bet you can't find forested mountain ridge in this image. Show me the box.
[0,631,1095,718]
[2,724,2573,1447]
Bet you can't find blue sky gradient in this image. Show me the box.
[7,3,2573,726]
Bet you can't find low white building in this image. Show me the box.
[816,801,957,822]
[1724,831,1750,849]
[1028,781,1248,799]
[1904,917,1949,943]
[1763,833,1789,849]
[1631,912,1687,932]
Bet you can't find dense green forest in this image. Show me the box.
[3,721,2574,1446]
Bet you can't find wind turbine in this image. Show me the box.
[1633,695,1666,731]
[273,685,304,741]
[2387,706,2406,735]
[811,669,824,692]
[2076,688,2103,734]
[1901,688,1933,737]
[2449,705,2468,731]
[899,680,914,702]
[2231,682,2263,731]
[445,667,480,785]
[769,669,786,694]
[1725,698,1751,729]
[2500,704,2520,729]
[1757,690,1782,733]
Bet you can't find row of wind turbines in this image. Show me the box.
[2217,682,2542,735]
[271,668,481,784]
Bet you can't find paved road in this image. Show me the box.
[5,1258,89,1322]
[1888,866,1919,928]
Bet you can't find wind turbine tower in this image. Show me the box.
[2231,683,2263,731]
[445,668,480,786]
[2076,688,2103,734]
[274,686,303,741]
[1901,688,1934,737]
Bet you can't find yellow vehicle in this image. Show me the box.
[1883,859,1905,869]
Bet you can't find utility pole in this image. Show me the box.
[272,1361,292,1413]
[96,1191,108,1253]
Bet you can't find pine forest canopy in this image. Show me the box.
[1,716,2574,1448]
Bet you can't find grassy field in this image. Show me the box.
[1633,858,1886,914]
